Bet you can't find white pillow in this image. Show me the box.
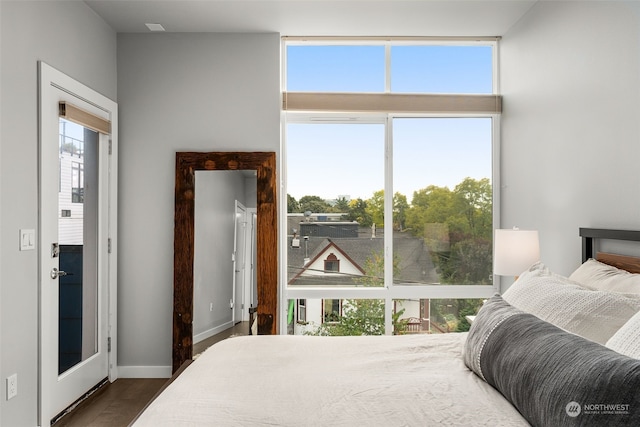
[606,310,640,359]
[569,258,640,294]
[503,262,640,344]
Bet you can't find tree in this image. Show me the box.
[346,198,372,227]
[393,192,409,231]
[405,186,457,237]
[453,177,492,239]
[298,195,332,213]
[365,190,385,227]
[333,197,351,214]
[287,194,300,213]
[401,177,492,331]
[429,298,485,333]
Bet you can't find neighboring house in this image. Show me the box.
[58,123,85,245]
[287,217,438,335]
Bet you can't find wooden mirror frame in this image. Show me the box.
[173,151,277,373]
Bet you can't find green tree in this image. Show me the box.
[404,178,492,284]
[333,197,350,214]
[365,190,385,227]
[298,195,332,213]
[429,298,485,333]
[393,192,409,231]
[346,198,372,227]
[405,186,457,237]
[287,194,300,213]
[453,177,492,239]
[441,238,492,285]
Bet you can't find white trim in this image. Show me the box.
[286,285,496,300]
[108,110,119,382]
[492,114,502,292]
[282,36,501,44]
[244,208,258,320]
[38,61,118,425]
[384,116,393,334]
[117,366,172,379]
[193,321,235,344]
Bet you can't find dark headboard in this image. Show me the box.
[579,228,640,264]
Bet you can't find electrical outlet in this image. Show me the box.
[209,302,214,312]
[7,374,17,400]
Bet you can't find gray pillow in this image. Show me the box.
[464,294,640,426]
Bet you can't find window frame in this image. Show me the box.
[280,38,502,335]
[297,299,307,323]
[71,161,84,203]
[322,299,342,324]
[323,253,340,273]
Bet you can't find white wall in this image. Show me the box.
[116,33,280,376]
[0,1,116,425]
[500,0,640,280]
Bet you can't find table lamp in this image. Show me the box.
[494,227,540,279]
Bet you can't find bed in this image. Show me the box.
[131,228,640,426]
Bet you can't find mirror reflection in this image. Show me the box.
[193,170,257,353]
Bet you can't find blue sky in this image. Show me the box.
[285,44,493,202]
[60,119,85,141]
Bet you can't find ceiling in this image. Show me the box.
[85,0,538,36]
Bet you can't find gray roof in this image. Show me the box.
[287,231,439,285]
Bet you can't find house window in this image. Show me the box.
[297,299,307,323]
[284,38,500,336]
[71,162,84,203]
[324,253,340,272]
[323,299,341,323]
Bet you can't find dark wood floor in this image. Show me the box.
[54,322,250,427]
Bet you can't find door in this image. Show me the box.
[39,62,118,425]
[232,201,247,323]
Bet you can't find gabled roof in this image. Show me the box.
[287,231,439,285]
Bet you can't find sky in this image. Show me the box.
[285,44,494,202]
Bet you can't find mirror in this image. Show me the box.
[193,170,257,348]
[173,152,277,373]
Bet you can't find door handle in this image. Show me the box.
[50,268,68,279]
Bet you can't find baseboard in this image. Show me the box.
[117,365,172,379]
[193,320,234,344]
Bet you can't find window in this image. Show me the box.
[297,299,307,323]
[283,38,501,336]
[322,299,342,323]
[324,254,340,272]
[71,162,84,203]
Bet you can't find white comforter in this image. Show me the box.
[132,334,528,426]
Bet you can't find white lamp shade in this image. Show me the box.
[494,229,540,276]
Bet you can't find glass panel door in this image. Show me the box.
[58,119,99,374]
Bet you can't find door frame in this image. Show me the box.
[232,200,247,324]
[38,62,118,425]
[244,208,257,321]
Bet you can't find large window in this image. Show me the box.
[283,38,501,336]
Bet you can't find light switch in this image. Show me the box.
[20,229,35,251]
